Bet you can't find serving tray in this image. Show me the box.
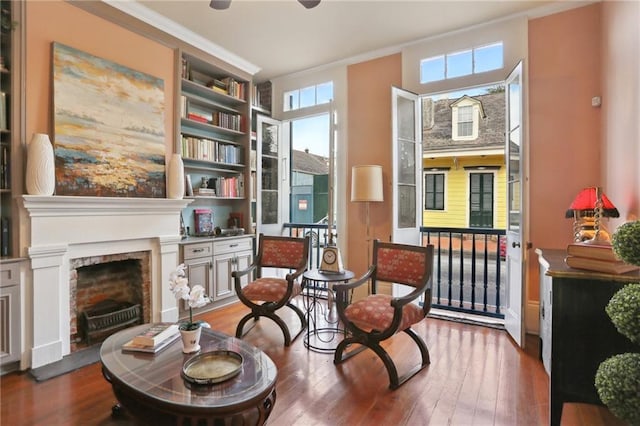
[181,350,243,385]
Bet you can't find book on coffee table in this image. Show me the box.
[132,323,179,347]
[122,332,180,354]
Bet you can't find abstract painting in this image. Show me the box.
[53,42,166,197]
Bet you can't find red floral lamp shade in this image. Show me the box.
[565,187,620,218]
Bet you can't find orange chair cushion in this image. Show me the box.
[376,247,427,287]
[261,240,306,268]
[241,277,302,302]
[344,294,425,332]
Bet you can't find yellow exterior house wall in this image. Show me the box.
[422,154,507,229]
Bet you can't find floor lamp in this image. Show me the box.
[351,165,384,269]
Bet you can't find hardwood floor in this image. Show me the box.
[0,299,552,425]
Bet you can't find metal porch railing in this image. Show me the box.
[283,223,505,319]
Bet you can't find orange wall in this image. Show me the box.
[346,54,402,277]
[601,0,640,223]
[25,0,175,160]
[527,3,602,299]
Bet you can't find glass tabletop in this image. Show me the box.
[100,324,277,410]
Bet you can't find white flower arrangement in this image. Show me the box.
[169,263,211,330]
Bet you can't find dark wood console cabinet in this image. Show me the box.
[536,249,639,425]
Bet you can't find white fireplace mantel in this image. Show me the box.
[21,195,193,369]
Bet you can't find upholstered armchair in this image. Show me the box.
[333,240,434,389]
[232,233,310,346]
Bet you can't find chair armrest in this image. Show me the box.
[391,282,430,307]
[232,262,257,280]
[333,266,375,294]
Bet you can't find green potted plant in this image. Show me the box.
[612,220,640,266]
[595,283,640,425]
[595,353,640,425]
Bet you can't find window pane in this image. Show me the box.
[398,185,416,228]
[316,81,333,104]
[447,50,472,78]
[299,86,315,109]
[284,90,299,111]
[458,121,472,137]
[474,42,503,73]
[420,55,445,83]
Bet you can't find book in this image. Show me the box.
[122,332,180,354]
[566,243,621,262]
[194,208,214,236]
[565,255,639,275]
[131,323,179,347]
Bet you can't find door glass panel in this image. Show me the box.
[261,121,279,225]
[398,184,416,228]
[399,140,415,185]
[507,80,521,231]
[397,97,415,140]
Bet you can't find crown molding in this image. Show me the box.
[102,0,261,76]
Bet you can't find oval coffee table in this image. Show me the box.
[100,324,277,425]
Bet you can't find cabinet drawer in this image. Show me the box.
[0,262,20,287]
[182,242,213,260]
[213,237,253,255]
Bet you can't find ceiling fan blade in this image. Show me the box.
[298,0,321,9]
[210,0,231,10]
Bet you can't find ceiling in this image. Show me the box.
[130,0,565,82]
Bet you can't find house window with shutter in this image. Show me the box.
[424,172,445,211]
[469,172,494,228]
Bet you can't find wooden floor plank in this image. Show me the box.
[0,299,581,426]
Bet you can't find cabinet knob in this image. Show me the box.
[512,241,521,248]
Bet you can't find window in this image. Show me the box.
[283,81,334,112]
[469,172,494,228]
[420,42,503,84]
[457,105,473,137]
[424,172,445,210]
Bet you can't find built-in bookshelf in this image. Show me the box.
[0,0,15,258]
[178,51,251,235]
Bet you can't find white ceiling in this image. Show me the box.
[126,0,570,81]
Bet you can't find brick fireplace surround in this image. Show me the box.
[21,195,192,369]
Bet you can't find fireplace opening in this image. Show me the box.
[70,252,151,351]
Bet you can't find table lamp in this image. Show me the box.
[565,186,619,244]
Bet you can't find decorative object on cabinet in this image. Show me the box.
[333,240,434,389]
[565,186,619,243]
[52,42,166,198]
[168,153,185,199]
[605,283,640,344]
[25,133,55,196]
[194,208,214,236]
[232,234,310,346]
[611,220,640,267]
[351,165,384,269]
[594,283,640,425]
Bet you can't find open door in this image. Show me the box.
[391,87,422,299]
[391,87,422,246]
[504,61,526,347]
[256,115,289,236]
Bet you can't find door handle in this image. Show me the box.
[512,241,521,248]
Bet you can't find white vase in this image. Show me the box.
[26,133,55,196]
[180,326,201,353]
[167,153,185,199]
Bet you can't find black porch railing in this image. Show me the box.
[421,226,506,319]
[283,223,506,319]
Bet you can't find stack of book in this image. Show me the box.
[122,323,180,354]
[565,243,639,274]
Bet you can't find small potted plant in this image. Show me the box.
[612,220,640,266]
[169,263,211,353]
[595,283,640,425]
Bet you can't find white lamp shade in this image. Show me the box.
[351,165,383,202]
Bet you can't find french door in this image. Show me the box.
[504,61,526,347]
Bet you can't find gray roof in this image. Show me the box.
[423,91,505,153]
[292,149,328,175]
